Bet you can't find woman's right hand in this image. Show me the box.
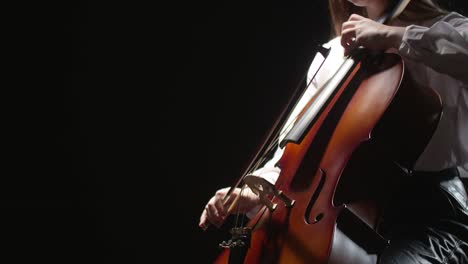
[199,186,261,230]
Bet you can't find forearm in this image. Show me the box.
[397,13,468,83]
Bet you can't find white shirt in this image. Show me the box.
[252,12,468,183]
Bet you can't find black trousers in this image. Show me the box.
[379,167,468,263]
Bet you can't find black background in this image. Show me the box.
[2,0,466,263]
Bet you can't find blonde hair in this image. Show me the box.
[328,0,448,36]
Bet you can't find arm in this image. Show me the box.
[398,12,468,83]
[341,13,468,83]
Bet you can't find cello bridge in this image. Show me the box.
[243,174,295,211]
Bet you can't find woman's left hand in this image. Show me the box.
[341,14,405,55]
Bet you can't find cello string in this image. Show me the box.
[236,57,355,230]
[225,0,414,250]
[231,46,345,223]
[229,45,336,198]
[233,184,247,228]
[242,54,340,178]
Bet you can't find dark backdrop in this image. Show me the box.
[2,1,466,263]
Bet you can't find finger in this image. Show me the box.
[348,13,365,21]
[199,206,209,229]
[214,196,227,217]
[341,32,359,56]
[207,203,220,219]
[341,20,357,32]
[216,187,240,215]
[227,187,253,214]
[206,203,224,227]
[341,28,358,47]
[341,22,357,50]
[198,204,211,230]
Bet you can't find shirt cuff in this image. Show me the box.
[398,25,427,61]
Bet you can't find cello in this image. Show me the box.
[207,0,442,263]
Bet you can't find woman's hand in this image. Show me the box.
[199,186,261,229]
[341,14,405,55]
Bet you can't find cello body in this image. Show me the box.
[213,50,442,263]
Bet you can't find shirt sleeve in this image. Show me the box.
[249,147,284,184]
[398,12,468,83]
[244,147,283,218]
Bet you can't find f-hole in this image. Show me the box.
[305,168,326,224]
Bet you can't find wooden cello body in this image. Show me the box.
[213,48,442,263]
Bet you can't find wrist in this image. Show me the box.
[386,26,405,49]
